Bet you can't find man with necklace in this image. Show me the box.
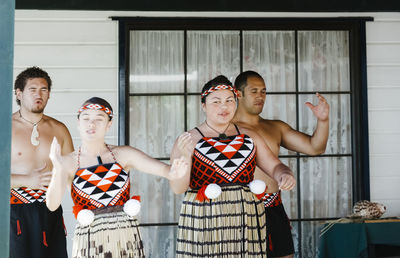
[10,67,73,258]
[233,70,329,258]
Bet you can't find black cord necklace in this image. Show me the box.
[19,110,43,146]
[205,120,230,140]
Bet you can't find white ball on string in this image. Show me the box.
[249,179,266,195]
[77,209,95,226]
[124,199,141,217]
[205,183,222,199]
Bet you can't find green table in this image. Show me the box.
[318,221,400,258]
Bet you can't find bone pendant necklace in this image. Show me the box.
[19,110,43,146]
[31,123,40,146]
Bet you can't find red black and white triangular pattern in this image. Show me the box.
[189,134,256,189]
[196,134,254,175]
[71,163,130,208]
[10,187,46,204]
[262,191,282,208]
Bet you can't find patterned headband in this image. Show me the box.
[78,103,113,118]
[201,84,238,100]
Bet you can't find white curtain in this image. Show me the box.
[187,30,240,93]
[130,95,184,157]
[129,31,185,257]
[243,31,296,92]
[130,31,184,93]
[298,31,352,258]
[298,31,350,92]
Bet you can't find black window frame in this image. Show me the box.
[112,16,373,256]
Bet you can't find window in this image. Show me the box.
[113,17,371,258]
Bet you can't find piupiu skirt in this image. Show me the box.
[72,211,145,258]
[176,184,267,257]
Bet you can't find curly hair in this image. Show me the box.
[14,66,52,105]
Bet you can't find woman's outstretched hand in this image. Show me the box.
[176,132,193,159]
[49,137,63,171]
[168,156,189,181]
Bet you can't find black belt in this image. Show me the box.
[92,205,123,215]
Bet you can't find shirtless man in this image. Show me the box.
[10,67,74,258]
[233,70,329,258]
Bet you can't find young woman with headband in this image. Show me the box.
[46,97,188,257]
[170,75,296,257]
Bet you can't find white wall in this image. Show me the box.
[13,10,120,255]
[366,14,400,217]
[14,10,400,256]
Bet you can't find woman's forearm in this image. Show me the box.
[46,168,67,211]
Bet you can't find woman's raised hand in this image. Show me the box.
[49,137,63,171]
[168,156,189,181]
[176,132,193,159]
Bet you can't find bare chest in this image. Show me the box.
[11,126,54,173]
[255,125,281,156]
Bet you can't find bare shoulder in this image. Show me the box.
[259,118,286,127]
[236,126,261,140]
[44,115,73,147]
[233,121,253,131]
[11,111,20,121]
[109,144,155,170]
[11,111,26,127]
[186,127,205,145]
[109,144,137,155]
[44,115,70,132]
[109,145,143,160]
[187,128,202,139]
[104,145,134,168]
[237,123,278,146]
[260,118,291,132]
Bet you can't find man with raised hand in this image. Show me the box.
[10,67,74,258]
[233,70,329,258]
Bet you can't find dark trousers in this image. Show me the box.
[10,203,68,258]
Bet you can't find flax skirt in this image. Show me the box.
[176,184,267,257]
[72,211,145,258]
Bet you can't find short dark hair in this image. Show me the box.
[234,70,264,92]
[78,97,113,120]
[201,75,233,103]
[14,66,52,105]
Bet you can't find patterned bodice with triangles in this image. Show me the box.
[71,154,130,210]
[189,133,257,189]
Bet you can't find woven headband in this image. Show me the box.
[201,84,238,100]
[78,103,113,118]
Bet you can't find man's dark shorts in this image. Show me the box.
[263,191,295,257]
[10,202,67,258]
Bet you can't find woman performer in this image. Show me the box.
[170,75,296,257]
[46,97,188,258]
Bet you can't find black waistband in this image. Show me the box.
[190,182,250,191]
[92,205,123,215]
